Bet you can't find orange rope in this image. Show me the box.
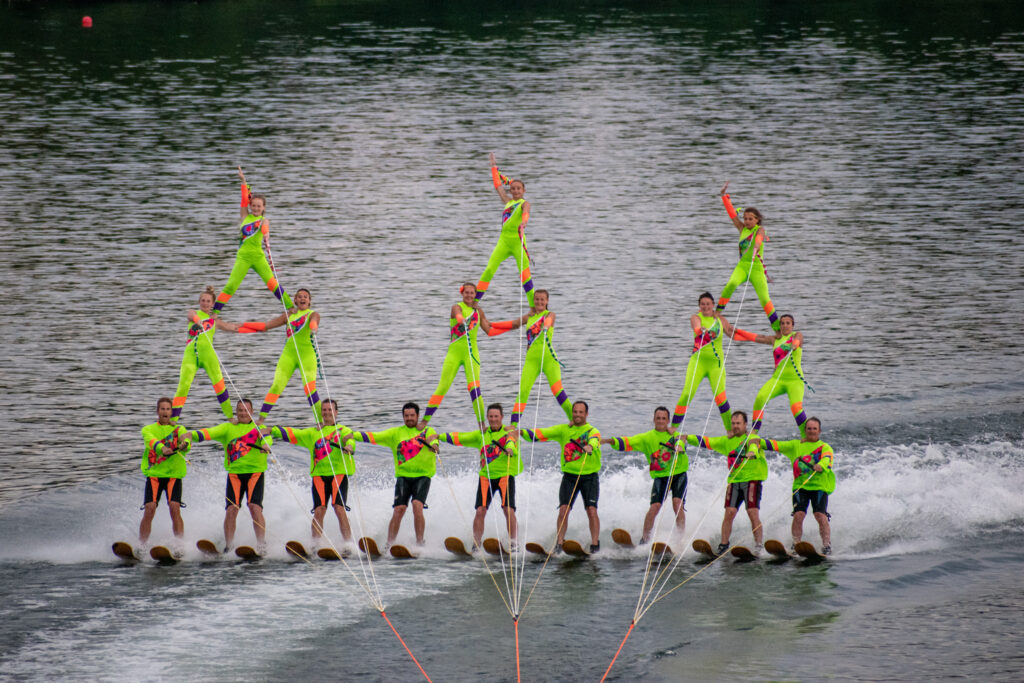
[380,611,433,682]
[514,618,521,683]
[600,620,635,683]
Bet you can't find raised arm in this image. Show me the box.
[238,166,249,221]
[491,152,511,204]
[719,181,744,232]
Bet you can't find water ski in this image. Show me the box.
[482,537,509,556]
[285,541,309,559]
[692,539,718,559]
[358,537,381,558]
[730,546,757,562]
[150,545,179,565]
[794,541,828,561]
[112,541,138,561]
[764,539,792,559]
[317,547,347,561]
[235,545,260,560]
[196,539,220,556]
[525,542,550,557]
[444,537,473,558]
[562,540,590,558]
[650,541,674,557]
[389,544,417,559]
[611,528,635,549]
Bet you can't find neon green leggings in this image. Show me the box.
[717,257,779,332]
[172,343,232,421]
[422,344,484,425]
[260,343,321,422]
[752,376,807,438]
[671,352,731,431]
[214,246,292,312]
[511,346,571,425]
[475,235,535,307]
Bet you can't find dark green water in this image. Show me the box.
[1,0,1023,680]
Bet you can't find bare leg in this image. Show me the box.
[312,506,327,541]
[813,511,831,547]
[502,506,518,542]
[472,506,487,547]
[791,511,806,545]
[139,503,157,544]
[721,507,738,545]
[671,498,686,533]
[334,504,352,542]
[168,502,184,539]
[747,508,763,545]
[412,500,426,545]
[224,505,240,549]
[387,506,407,545]
[555,505,570,545]
[586,506,600,546]
[642,502,661,543]
[249,504,266,545]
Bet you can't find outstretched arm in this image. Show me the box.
[238,166,249,221]
[491,152,511,203]
[719,181,743,231]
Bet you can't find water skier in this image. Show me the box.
[475,152,536,307]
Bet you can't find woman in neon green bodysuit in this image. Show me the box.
[420,283,505,432]
[495,289,572,426]
[212,167,293,314]
[715,181,780,332]
[672,292,742,432]
[740,313,810,437]
[172,286,245,423]
[475,152,536,307]
[243,288,322,425]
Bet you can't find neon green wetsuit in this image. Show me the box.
[687,433,767,483]
[141,422,191,479]
[511,311,572,425]
[354,425,439,478]
[764,438,835,493]
[672,312,732,432]
[607,430,687,478]
[190,421,273,474]
[272,424,356,477]
[475,198,535,306]
[751,333,808,437]
[716,219,779,332]
[442,427,523,478]
[172,311,232,422]
[259,308,321,423]
[522,423,602,475]
[213,208,292,313]
[422,302,485,426]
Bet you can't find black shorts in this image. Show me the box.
[558,472,599,509]
[143,477,182,506]
[475,475,516,510]
[725,480,762,510]
[312,474,349,510]
[650,473,687,506]
[393,476,431,508]
[792,489,830,517]
[226,472,265,509]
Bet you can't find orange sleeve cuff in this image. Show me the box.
[722,194,737,219]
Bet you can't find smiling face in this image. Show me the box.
[533,290,548,311]
[698,295,715,316]
[321,401,337,426]
[461,284,477,306]
[293,289,311,310]
[509,180,525,200]
[779,315,795,335]
[653,409,669,432]
[236,400,255,423]
[743,210,759,228]
[804,419,821,441]
[487,407,503,431]
[403,407,419,428]
[730,412,748,437]
[571,402,588,426]
[198,292,214,313]
[249,196,266,216]
[157,399,173,425]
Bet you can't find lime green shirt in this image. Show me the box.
[355,425,439,478]
[501,198,526,237]
[186,311,216,349]
[284,308,315,351]
[772,333,804,380]
[191,421,272,474]
[524,423,602,475]
[273,424,355,476]
[737,223,765,261]
[238,213,266,250]
[442,427,523,477]
[450,301,481,357]
[607,429,686,478]
[693,312,723,360]
[765,439,836,493]
[687,433,767,483]
[141,422,190,479]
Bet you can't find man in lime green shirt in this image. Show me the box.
[684,410,768,555]
[190,398,273,554]
[441,402,521,550]
[521,400,602,553]
[139,397,192,555]
[354,402,440,552]
[763,416,835,554]
[266,398,356,550]
[601,406,688,544]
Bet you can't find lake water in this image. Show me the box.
[1,0,1023,680]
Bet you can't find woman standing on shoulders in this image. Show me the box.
[474,152,536,307]
[715,181,779,332]
[736,313,811,437]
